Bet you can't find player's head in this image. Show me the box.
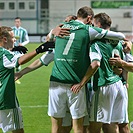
[93,13,112,30]
[64,15,77,22]
[0,26,16,49]
[14,17,21,28]
[77,6,94,25]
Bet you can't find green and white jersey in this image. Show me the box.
[50,20,90,84]
[0,47,20,110]
[50,20,124,84]
[12,26,29,46]
[90,39,124,87]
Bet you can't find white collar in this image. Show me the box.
[75,19,85,25]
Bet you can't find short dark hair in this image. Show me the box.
[94,13,112,29]
[15,17,21,20]
[77,6,94,19]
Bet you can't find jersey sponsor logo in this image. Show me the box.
[62,24,79,30]
[57,58,77,62]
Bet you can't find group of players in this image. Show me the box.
[16,6,133,133]
[0,25,55,133]
[0,5,133,133]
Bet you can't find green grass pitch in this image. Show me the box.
[0,43,133,133]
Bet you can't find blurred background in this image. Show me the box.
[0,0,133,42]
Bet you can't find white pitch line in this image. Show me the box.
[21,105,48,108]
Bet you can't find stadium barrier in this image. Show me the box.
[29,33,48,43]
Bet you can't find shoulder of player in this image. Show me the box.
[0,47,14,56]
[11,26,16,30]
[19,27,27,32]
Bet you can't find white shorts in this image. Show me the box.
[89,80,127,124]
[40,50,54,66]
[48,81,88,119]
[0,107,23,133]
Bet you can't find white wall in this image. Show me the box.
[0,0,132,34]
[49,0,133,32]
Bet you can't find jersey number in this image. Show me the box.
[63,33,75,55]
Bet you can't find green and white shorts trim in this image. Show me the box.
[0,107,23,132]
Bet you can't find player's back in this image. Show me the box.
[50,20,90,84]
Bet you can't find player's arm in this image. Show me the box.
[15,47,55,80]
[71,42,101,93]
[109,41,133,72]
[18,41,55,65]
[15,59,43,80]
[109,54,133,72]
[71,61,100,93]
[15,42,54,80]
[112,64,129,88]
[21,30,30,46]
[89,26,126,41]
[105,30,126,40]
[117,60,133,72]
[48,24,70,41]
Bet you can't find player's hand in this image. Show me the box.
[122,41,132,53]
[11,46,28,54]
[18,43,23,46]
[35,41,55,54]
[109,54,122,67]
[71,83,82,93]
[15,72,23,80]
[52,24,70,37]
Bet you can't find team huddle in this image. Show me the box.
[0,6,132,133]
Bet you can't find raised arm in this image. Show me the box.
[18,41,54,65]
[105,30,126,40]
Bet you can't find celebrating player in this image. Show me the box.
[48,6,127,133]
[0,26,54,133]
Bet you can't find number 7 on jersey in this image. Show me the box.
[63,33,75,55]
